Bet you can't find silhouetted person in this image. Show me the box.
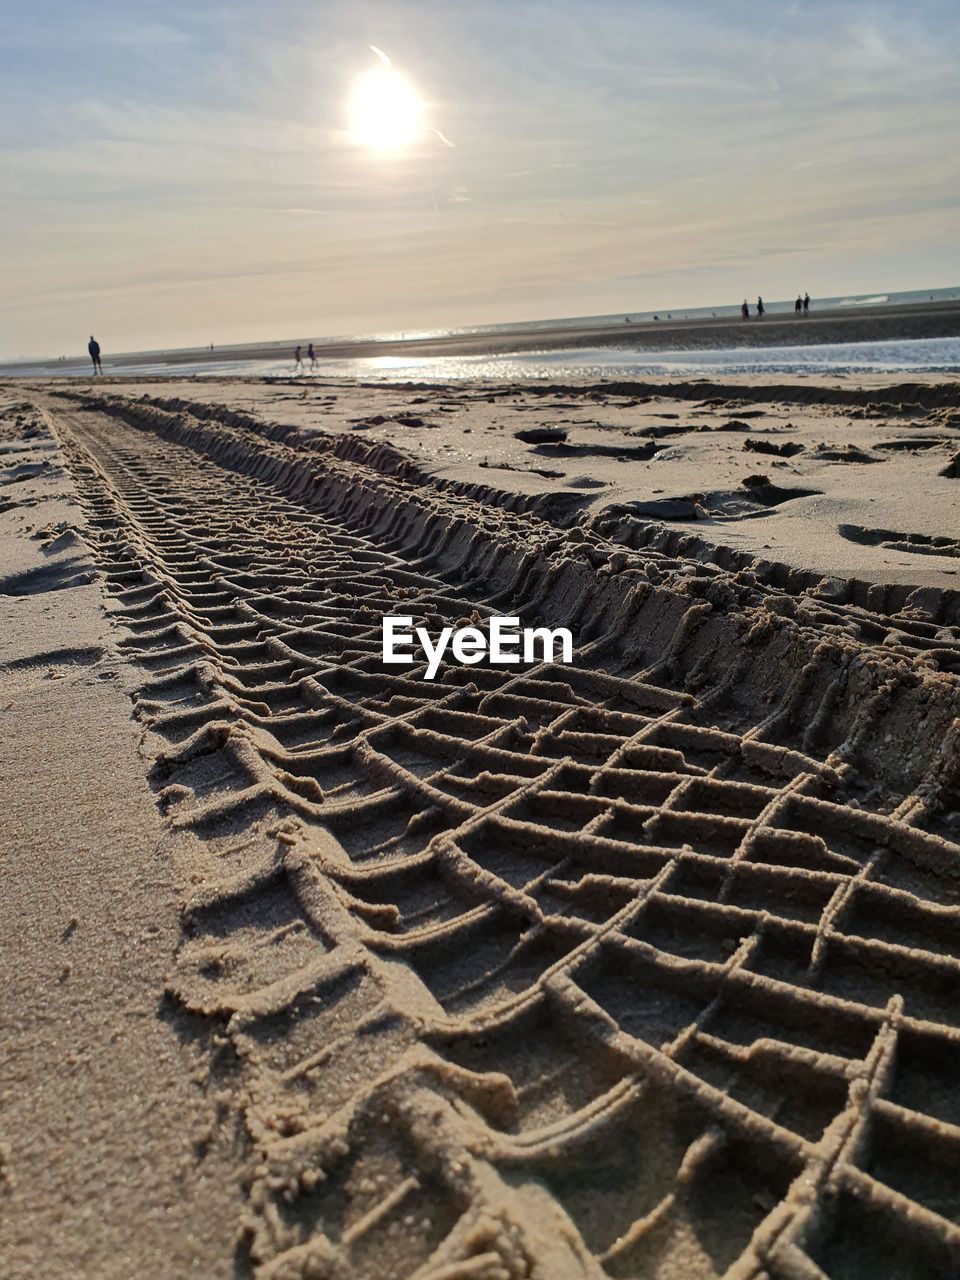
[795,295,803,314]
[294,344,303,373]
[803,292,810,314]
[88,335,103,374]
[307,342,317,370]
[741,300,749,320]
[757,296,765,317]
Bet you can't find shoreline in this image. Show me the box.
[5,296,960,377]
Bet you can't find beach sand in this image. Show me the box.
[0,392,245,1277]
[41,370,960,596]
[1,372,959,1277]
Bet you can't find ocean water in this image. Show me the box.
[37,334,958,381]
[256,336,960,381]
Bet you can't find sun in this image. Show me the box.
[349,64,423,152]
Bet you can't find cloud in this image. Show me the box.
[428,126,456,148]
[1,0,959,357]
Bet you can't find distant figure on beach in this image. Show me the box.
[803,292,810,314]
[307,342,317,370]
[757,296,765,317]
[88,335,103,374]
[795,294,803,314]
[741,300,749,320]
[294,345,303,373]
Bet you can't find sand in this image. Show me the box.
[0,394,246,1277]
[44,371,960,598]
[1,374,959,1278]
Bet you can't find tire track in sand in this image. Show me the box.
[40,391,960,1280]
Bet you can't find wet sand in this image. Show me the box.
[2,375,959,1278]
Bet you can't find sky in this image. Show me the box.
[1,0,959,359]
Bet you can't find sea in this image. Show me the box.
[5,286,960,380]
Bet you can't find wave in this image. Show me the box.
[838,295,889,307]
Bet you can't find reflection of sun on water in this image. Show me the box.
[349,64,422,151]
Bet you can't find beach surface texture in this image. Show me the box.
[1,371,959,1278]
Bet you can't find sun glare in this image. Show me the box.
[349,65,423,151]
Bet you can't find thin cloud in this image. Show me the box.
[2,0,959,358]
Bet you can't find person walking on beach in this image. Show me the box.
[803,292,810,314]
[795,294,803,314]
[757,296,765,318]
[294,344,303,373]
[741,300,750,320]
[307,342,317,371]
[88,335,103,374]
